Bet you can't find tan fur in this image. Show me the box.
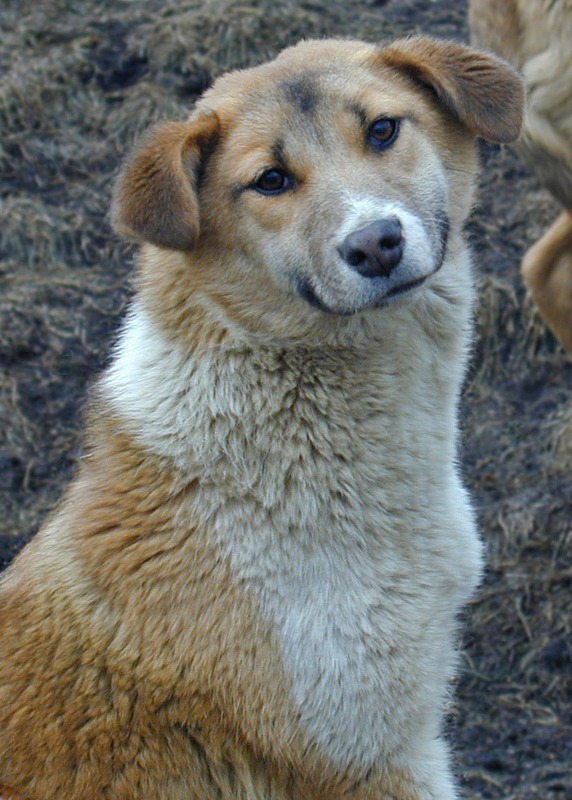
[0,786,23,800]
[470,0,572,357]
[521,210,572,354]
[111,115,220,251]
[0,37,523,799]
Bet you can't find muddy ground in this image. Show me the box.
[0,0,570,797]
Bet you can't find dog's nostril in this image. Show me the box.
[345,248,366,267]
[341,218,403,278]
[379,231,401,250]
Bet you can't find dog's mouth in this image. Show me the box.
[295,278,354,316]
[385,274,427,298]
[373,273,430,307]
[295,270,435,315]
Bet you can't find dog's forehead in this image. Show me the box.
[199,39,387,123]
[193,39,433,169]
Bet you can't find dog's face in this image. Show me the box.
[113,37,524,339]
[199,42,454,319]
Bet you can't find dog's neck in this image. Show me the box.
[100,268,471,481]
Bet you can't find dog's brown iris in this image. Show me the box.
[367,118,399,150]
[254,169,291,194]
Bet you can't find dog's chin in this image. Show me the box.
[296,271,435,316]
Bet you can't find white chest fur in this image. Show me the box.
[102,284,482,774]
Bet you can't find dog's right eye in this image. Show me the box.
[367,118,400,151]
[253,169,292,195]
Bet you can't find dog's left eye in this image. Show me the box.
[367,118,400,150]
[253,169,292,195]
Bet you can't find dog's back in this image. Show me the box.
[470,0,572,207]
[470,0,572,358]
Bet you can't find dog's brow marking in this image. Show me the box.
[347,103,368,128]
[271,140,287,169]
[281,76,318,115]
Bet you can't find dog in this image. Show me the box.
[0,36,523,800]
[470,0,572,358]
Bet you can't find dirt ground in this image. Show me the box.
[0,0,570,797]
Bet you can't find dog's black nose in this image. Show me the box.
[340,218,403,278]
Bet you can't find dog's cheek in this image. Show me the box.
[401,118,477,234]
[234,196,307,275]
[239,193,299,235]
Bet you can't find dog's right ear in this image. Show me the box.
[111,113,220,251]
[376,36,524,144]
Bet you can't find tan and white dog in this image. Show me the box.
[470,0,572,357]
[0,37,523,800]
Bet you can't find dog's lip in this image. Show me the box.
[295,278,353,316]
[383,274,428,299]
[296,267,437,315]
[374,264,442,308]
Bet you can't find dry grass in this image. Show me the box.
[0,1,570,797]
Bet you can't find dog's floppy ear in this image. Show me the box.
[376,35,524,143]
[111,112,219,250]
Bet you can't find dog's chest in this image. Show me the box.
[103,318,480,771]
[205,476,473,772]
[186,350,479,771]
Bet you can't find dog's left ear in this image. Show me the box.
[111,112,220,251]
[375,36,524,143]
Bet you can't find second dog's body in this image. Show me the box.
[0,37,523,799]
[470,0,572,356]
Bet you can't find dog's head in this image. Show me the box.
[112,37,523,339]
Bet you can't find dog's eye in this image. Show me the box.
[367,118,400,150]
[253,169,292,195]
